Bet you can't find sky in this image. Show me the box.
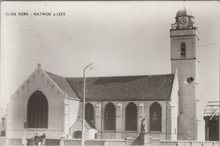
[0,1,220,110]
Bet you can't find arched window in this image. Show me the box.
[125,102,137,131]
[85,103,95,128]
[27,91,48,128]
[180,43,186,58]
[150,102,162,131]
[104,102,116,130]
[73,131,82,138]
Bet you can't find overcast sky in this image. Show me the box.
[1,1,220,109]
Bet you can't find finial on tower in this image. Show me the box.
[37,63,41,68]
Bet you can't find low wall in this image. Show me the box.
[7,129,64,139]
[0,137,219,146]
[0,137,7,146]
[60,138,126,146]
[0,137,60,146]
[145,140,219,146]
[0,137,23,146]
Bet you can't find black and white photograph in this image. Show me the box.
[0,1,219,146]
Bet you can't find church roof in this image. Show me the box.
[46,71,175,101]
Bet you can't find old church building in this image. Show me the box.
[6,8,205,141]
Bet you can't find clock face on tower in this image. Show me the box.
[179,17,187,25]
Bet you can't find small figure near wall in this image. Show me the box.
[141,118,146,134]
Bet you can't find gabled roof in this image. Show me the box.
[204,101,219,118]
[46,71,174,101]
[46,71,78,98]
[70,118,95,131]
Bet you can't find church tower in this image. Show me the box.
[170,8,199,140]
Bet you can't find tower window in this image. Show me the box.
[180,43,186,58]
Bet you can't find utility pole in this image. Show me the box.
[82,63,92,146]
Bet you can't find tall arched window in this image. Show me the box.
[85,103,95,128]
[150,102,162,131]
[180,43,186,58]
[125,102,137,131]
[27,91,48,128]
[104,102,116,130]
